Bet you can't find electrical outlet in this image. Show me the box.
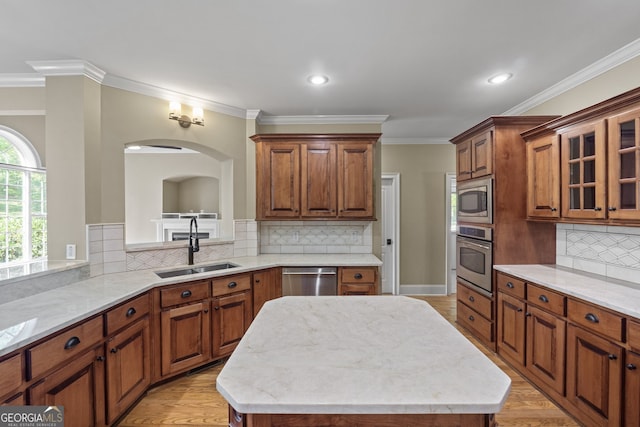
[293,231,299,242]
[66,244,76,260]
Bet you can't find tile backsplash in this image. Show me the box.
[557,223,640,284]
[260,221,372,254]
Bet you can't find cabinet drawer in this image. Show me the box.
[27,316,103,380]
[340,267,376,284]
[160,280,209,308]
[496,273,525,299]
[457,283,492,320]
[567,298,624,342]
[212,273,251,297]
[526,284,565,316]
[105,293,150,335]
[457,300,493,343]
[0,353,23,395]
[628,319,640,352]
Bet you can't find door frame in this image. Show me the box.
[445,172,456,294]
[381,173,400,295]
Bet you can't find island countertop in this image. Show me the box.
[216,296,511,416]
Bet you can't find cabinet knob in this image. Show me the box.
[525,312,532,317]
[181,290,192,298]
[628,364,637,370]
[550,207,557,212]
[204,309,209,314]
[517,307,523,312]
[354,273,363,280]
[608,354,617,360]
[608,206,617,211]
[110,348,118,354]
[594,207,603,211]
[96,356,105,362]
[228,281,238,288]
[506,282,514,289]
[126,307,137,318]
[468,315,475,321]
[468,295,475,303]
[255,279,261,283]
[214,306,220,310]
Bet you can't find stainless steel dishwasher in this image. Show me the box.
[282,267,338,296]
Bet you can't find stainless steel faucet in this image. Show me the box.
[188,216,199,265]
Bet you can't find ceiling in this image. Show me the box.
[2,0,640,142]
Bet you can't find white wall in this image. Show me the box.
[124,152,223,244]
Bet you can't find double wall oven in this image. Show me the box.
[456,177,493,296]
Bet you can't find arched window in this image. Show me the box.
[0,126,46,265]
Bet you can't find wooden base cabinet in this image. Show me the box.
[496,292,526,368]
[0,352,23,405]
[252,268,282,317]
[566,324,623,426]
[525,305,566,395]
[626,350,640,427]
[212,274,253,358]
[338,267,378,295]
[29,346,106,427]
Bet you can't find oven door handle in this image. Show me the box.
[458,240,490,250]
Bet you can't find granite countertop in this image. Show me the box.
[0,254,381,357]
[494,264,640,318]
[216,296,511,415]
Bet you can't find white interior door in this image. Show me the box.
[445,173,457,294]
[381,173,400,294]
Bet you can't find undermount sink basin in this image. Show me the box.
[155,262,239,279]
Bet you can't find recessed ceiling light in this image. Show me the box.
[308,75,329,85]
[488,73,513,85]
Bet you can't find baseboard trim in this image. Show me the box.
[399,284,447,296]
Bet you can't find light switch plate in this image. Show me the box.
[66,244,76,260]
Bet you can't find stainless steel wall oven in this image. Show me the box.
[456,225,493,296]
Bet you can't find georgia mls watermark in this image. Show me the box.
[0,406,64,427]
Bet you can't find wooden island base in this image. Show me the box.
[229,405,497,427]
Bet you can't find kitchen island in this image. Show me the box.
[216,296,511,427]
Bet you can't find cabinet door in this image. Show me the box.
[525,305,566,395]
[0,353,23,403]
[160,302,211,376]
[261,143,300,218]
[625,350,640,427]
[456,140,472,181]
[560,121,607,219]
[105,318,151,424]
[252,268,282,317]
[527,134,560,218]
[339,283,376,295]
[566,324,622,426]
[607,108,640,220]
[29,346,106,427]
[471,131,493,178]
[213,291,253,358]
[301,143,337,217]
[337,143,374,218]
[497,292,526,368]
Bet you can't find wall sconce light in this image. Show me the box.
[169,102,204,128]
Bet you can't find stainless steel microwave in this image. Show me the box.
[457,177,493,224]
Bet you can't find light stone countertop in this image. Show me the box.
[0,254,381,357]
[494,264,640,318]
[216,296,511,415]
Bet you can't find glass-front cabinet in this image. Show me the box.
[608,107,640,220]
[560,120,606,219]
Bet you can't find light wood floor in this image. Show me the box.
[119,295,580,427]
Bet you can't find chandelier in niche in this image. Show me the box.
[169,102,204,128]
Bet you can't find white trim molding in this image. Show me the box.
[246,109,262,120]
[0,73,45,87]
[27,60,106,84]
[381,137,450,145]
[257,114,388,125]
[504,37,640,115]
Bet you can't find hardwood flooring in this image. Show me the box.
[118,295,580,427]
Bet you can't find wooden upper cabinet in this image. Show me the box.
[526,134,560,218]
[560,120,607,220]
[607,107,640,220]
[456,140,472,181]
[252,134,379,220]
[301,143,337,217]
[471,131,493,178]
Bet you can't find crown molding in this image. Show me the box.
[27,60,106,84]
[246,109,262,120]
[0,73,45,87]
[257,114,389,125]
[381,137,450,145]
[504,37,640,115]
[102,74,247,118]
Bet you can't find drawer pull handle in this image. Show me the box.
[228,281,238,288]
[64,336,81,350]
[628,364,637,370]
[126,307,137,317]
[538,295,549,303]
[181,290,192,298]
[468,315,475,321]
[608,354,617,360]
[585,313,599,323]
[354,273,363,279]
[468,295,475,302]
[506,282,514,289]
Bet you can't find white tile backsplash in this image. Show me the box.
[557,223,640,284]
[260,221,373,254]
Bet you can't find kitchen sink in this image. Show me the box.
[155,262,239,279]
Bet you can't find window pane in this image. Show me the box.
[620,120,636,149]
[31,216,46,259]
[6,217,23,262]
[584,132,596,157]
[570,188,580,209]
[570,162,580,185]
[569,137,580,160]
[621,183,637,210]
[0,136,23,165]
[584,160,596,183]
[584,187,596,210]
[620,152,636,179]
